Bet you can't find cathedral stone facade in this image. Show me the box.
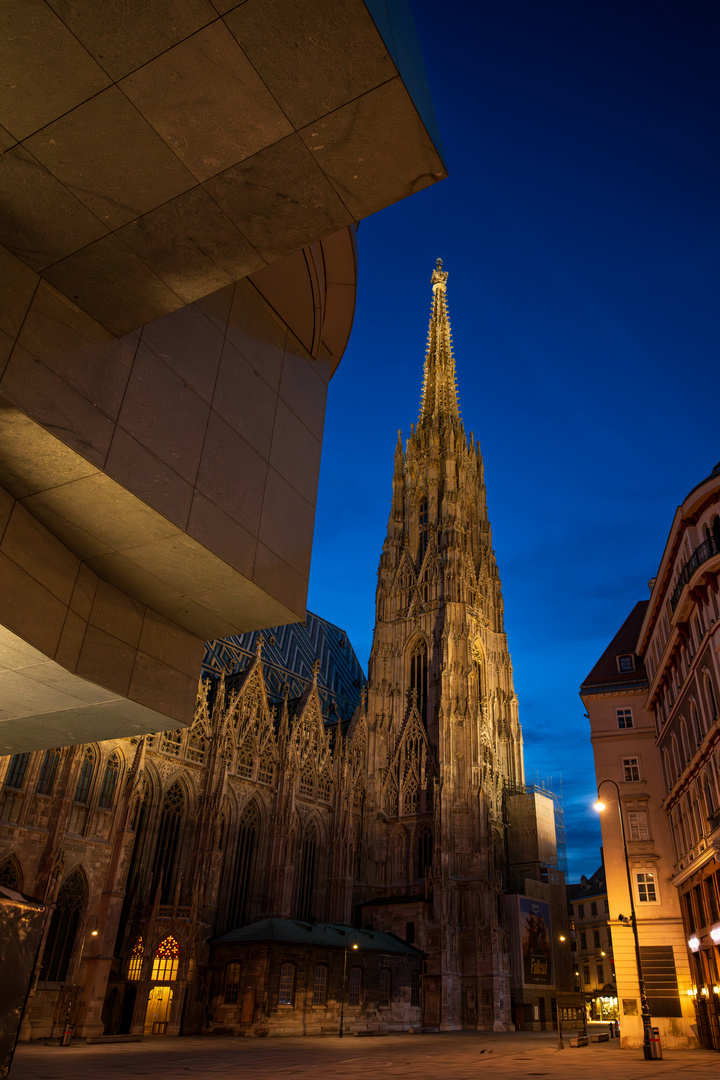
[1,263,571,1041]
[353,260,524,1031]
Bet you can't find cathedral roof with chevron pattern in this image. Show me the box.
[203,611,366,724]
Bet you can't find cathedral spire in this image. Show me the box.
[419,259,460,424]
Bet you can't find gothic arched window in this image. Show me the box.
[228,802,258,930]
[98,752,121,809]
[403,778,418,815]
[152,782,185,903]
[40,869,86,982]
[385,779,398,818]
[128,936,143,980]
[416,826,433,881]
[4,753,30,791]
[258,752,275,785]
[36,749,61,796]
[318,768,332,802]
[151,935,179,981]
[74,746,95,804]
[224,963,241,1004]
[0,855,22,892]
[409,639,428,727]
[295,823,317,921]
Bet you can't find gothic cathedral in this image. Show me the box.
[354,260,525,1031]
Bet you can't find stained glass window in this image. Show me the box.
[299,763,314,797]
[258,754,274,785]
[0,857,21,891]
[237,746,253,778]
[151,935,179,981]
[128,936,143,980]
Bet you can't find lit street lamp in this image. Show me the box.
[595,779,654,1059]
[339,932,359,1038]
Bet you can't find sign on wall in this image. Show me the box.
[519,897,553,986]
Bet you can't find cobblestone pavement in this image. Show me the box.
[9,1031,719,1080]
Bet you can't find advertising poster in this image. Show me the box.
[519,897,553,986]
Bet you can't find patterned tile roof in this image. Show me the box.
[203,611,366,724]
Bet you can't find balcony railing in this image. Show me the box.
[671,536,719,611]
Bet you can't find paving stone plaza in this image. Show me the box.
[9,1030,719,1080]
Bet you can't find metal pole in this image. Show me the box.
[597,779,653,1059]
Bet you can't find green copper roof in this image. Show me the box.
[209,917,423,956]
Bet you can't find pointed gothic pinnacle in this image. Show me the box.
[311,657,320,684]
[256,633,264,658]
[419,259,460,424]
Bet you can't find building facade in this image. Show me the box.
[582,462,720,1050]
[568,862,617,1021]
[0,0,447,756]
[0,263,575,1040]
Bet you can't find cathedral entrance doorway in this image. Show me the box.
[144,987,173,1034]
[240,986,255,1025]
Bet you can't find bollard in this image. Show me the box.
[60,1022,74,1046]
[558,1016,564,1049]
[648,1026,662,1060]
[609,1021,615,1039]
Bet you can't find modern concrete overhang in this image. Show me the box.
[0,0,446,337]
[0,0,446,752]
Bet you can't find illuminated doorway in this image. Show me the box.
[144,986,173,1034]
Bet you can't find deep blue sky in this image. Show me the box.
[307,0,719,882]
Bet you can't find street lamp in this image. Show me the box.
[595,779,653,1059]
[339,933,359,1038]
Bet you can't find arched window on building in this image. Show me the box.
[4,753,30,791]
[348,966,362,1006]
[36,749,61,796]
[152,782,185,904]
[409,638,428,727]
[257,752,275,786]
[74,746,96,804]
[224,963,241,1004]
[278,963,295,1005]
[127,936,143,980]
[228,802,258,930]
[403,777,418,815]
[691,701,702,747]
[151,935,179,981]
[295,823,317,921]
[379,968,392,1007]
[0,855,22,892]
[40,869,86,982]
[98,752,121,809]
[416,825,433,881]
[313,965,328,1005]
[390,829,407,884]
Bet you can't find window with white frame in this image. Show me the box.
[628,810,650,841]
[623,757,641,782]
[617,708,634,729]
[636,872,657,902]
